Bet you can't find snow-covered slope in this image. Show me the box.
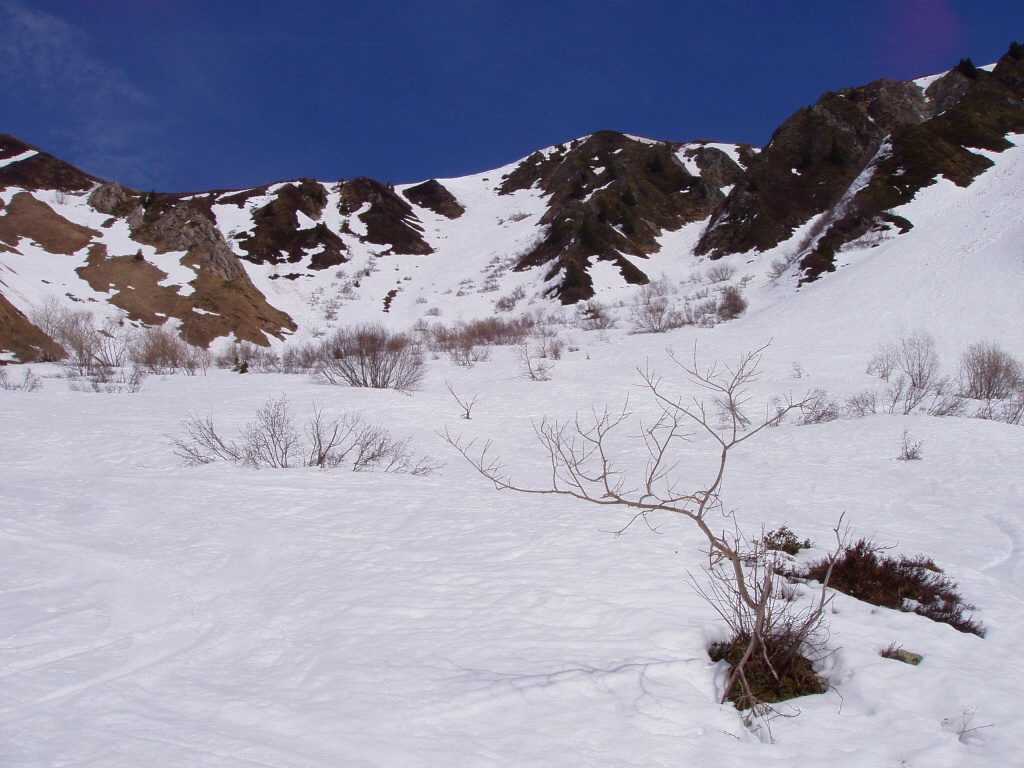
[1,51,1024,766]
[2,137,1023,759]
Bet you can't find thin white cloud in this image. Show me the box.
[0,1,165,187]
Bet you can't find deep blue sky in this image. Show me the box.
[2,1,1022,192]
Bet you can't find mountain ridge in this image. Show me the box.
[1,43,1023,361]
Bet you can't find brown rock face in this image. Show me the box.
[339,178,433,255]
[226,180,348,270]
[499,131,742,303]
[402,179,465,219]
[696,79,931,260]
[121,195,297,345]
[695,46,1024,282]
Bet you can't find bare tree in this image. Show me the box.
[93,316,133,370]
[443,345,833,719]
[958,340,1023,401]
[445,381,480,419]
[28,296,69,361]
[54,309,102,376]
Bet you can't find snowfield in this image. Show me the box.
[2,138,1024,766]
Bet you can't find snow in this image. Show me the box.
[3,309,1022,766]
[675,149,701,176]
[3,127,1024,766]
[0,149,38,168]
[914,70,948,92]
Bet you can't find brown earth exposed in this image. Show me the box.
[0,292,64,362]
[0,192,98,254]
[0,135,101,192]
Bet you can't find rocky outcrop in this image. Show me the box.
[339,178,433,255]
[117,195,297,345]
[500,131,743,303]
[695,45,1024,282]
[87,182,134,215]
[402,179,465,219]
[224,180,348,270]
[695,78,932,260]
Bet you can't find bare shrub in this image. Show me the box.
[843,390,877,418]
[868,330,940,389]
[494,286,527,312]
[316,324,424,391]
[53,309,101,375]
[883,374,962,416]
[28,297,69,361]
[576,300,616,330]
[517,342,553,381]
[630,283,684,334]
[428,317,533,353]
[630,298,682,333]
[804,539,985,636]
[279,342,321,374]
[66,364,147,393]
[797,388,839,425]
[447,341,491,368]
[768,250,800,280]
[716,286,747,321]
[445,381,480,420]
[705,264,736,283]
[132,325,209,374]
[0,367,42,392]
[704,548,830,714]
[681,298,719,328]
[958,340,1023,401]
[534,327,564,360]
[216,340,281,373]
[900,332,940,386]
[242,395,302,467]
[985,389,1024,425]
[922,379,965,417]
[174,396,439,474]
[93,317,133,370]
[172,413,245,464]
[897,430,923,461]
